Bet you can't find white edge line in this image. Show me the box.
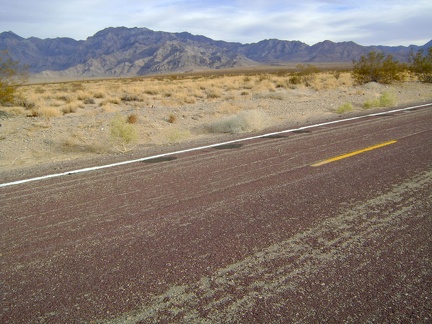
[1,103,430,188]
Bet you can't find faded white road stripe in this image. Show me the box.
[1,103,430,188]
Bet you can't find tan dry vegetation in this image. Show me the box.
[1,70,431,173]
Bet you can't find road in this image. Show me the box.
[1,105,431,323]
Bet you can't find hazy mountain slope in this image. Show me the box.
[0,27,429,77]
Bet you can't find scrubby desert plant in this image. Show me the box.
[121,93,142,102]
[83,98,96,104]
[336,103,353,114]
[363,92,396,108]
[110,114,138,151]
[288,74,303,85]
[352,52,406,85]
[0,51,28,105]
[409,47,432,83]
[61,105,79,114]
[207,110,270,133]
[37,106,63,117]
[2,106,26,116]
[168,114,177,123]
[164,128,191,144]
[127,113,138,124]
[206,88,222,99]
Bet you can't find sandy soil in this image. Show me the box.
[0,80,431,180]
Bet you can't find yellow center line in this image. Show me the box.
[311,140,398,167]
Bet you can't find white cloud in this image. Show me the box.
[0,0,430,46]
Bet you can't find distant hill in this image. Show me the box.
[0,27,430,78]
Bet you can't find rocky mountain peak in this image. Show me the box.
[0,27,429,78]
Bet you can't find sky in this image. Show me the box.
[1,0,431,46]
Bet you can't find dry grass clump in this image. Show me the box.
[309,72,353,90]
[207,110,271,133]
[335,103,354,114]
[170,92,197,105]
[1,106,26,116]
[127,113,138,124]
[163,127,191,144]
[217,102,242,115]
[56,94,76,103]
[206,87,223,99]
[62,132,109,154]
[121,93,142,102]
[364,91,396,108]
[61,104,80,114]
[37,106,63,117]
[110,114,138,151]
[167,114,177,123]
[100,97,121,106]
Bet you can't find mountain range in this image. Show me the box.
[1,27,431,78]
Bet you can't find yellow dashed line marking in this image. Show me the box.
[311,140,398,167]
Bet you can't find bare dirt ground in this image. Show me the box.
[1,72,431,181]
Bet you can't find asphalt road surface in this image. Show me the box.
[1,105,431,323]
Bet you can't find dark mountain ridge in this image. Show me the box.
[1,27,430,78]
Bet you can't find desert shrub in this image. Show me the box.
[378,92,396,106]
[1,106,26,116]
[287,65,320,87]
[144,89,159,95]
[297,64,320,86]
[37,106,62,117]
[217,102,241,115]
[27,109,39,117]
[168,114,177,123]
[257,74,270,82]
[0,51,28,105]
[100,97,121,105]
[56,95,75,103]
[364,92,396,108]
[110,114,138,151]
[83,98,96,104]
[336,103,353,114]
[242,82,254,90]
[164,128,191,144]
[207,110,270,133]
[127,113,138,124]
[352,52,406,85]
[409,47,432,83]
[206,88,222,99]
[121,93,142,102]
[18,99,36,109]
[296,64,320,75]
[61,105,78,114]
[70,82,84,92]
[34,87,46,94]
[183,96,197,104]
[254,92,284,100]
[288,74,303,85]
[62,132,109,154]
[254,79,276,92]
[275,80,288,88]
